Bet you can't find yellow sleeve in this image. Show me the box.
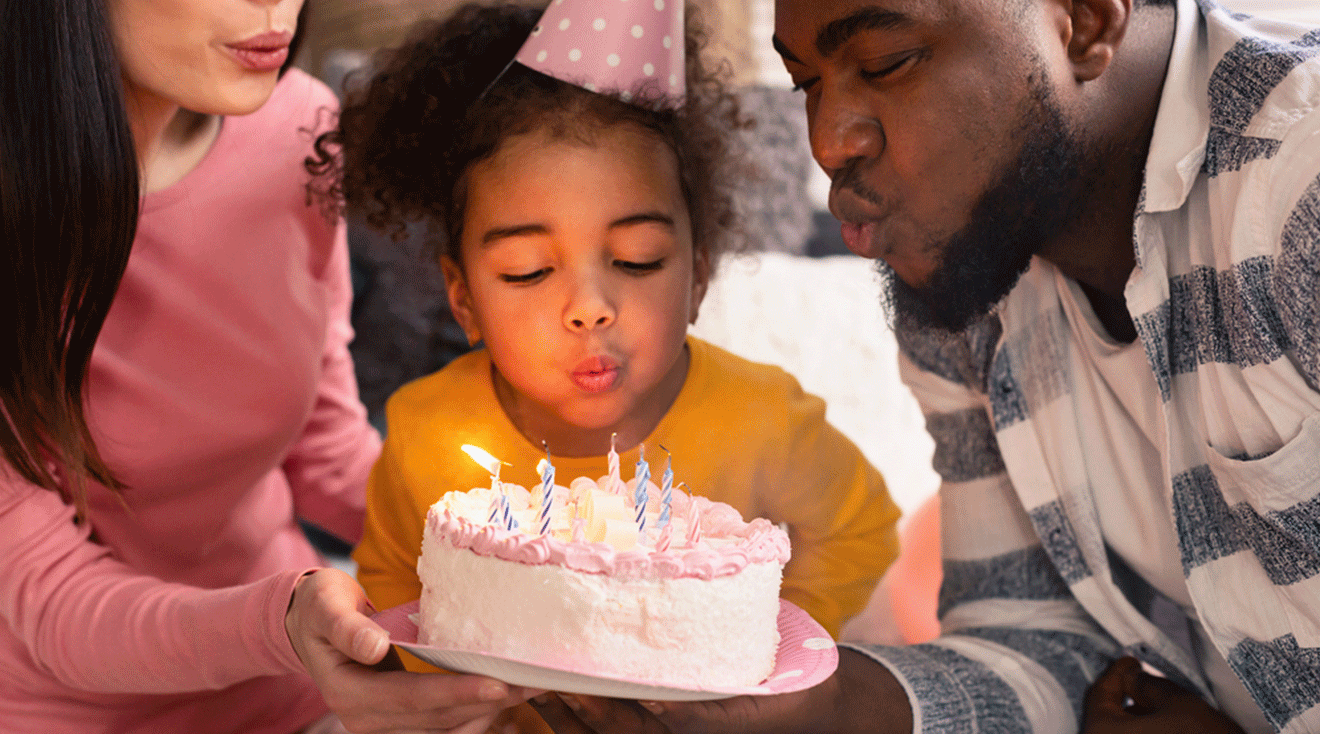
[353,428,445,674]
[759,389,902,638]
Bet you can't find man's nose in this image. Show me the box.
[564,276,616,332]
[809,86,885,175]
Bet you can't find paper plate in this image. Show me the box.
[372,598,838,702]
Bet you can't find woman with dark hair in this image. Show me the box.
[0,1,530,731]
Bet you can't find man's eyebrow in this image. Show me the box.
[816,7,913,58]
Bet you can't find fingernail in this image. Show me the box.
[560,694,581,711]
[531,693,553,706]
[641,701,664,715]
[354,628,386,661]
[478,681,507,701]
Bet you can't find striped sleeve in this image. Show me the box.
[842,321,1118,734]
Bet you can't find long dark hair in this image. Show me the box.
[1,0,139,515]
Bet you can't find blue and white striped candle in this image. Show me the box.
[658,445,673,529]
[633,445,649,531]
[502,492,517,531]
[537,442,555,536]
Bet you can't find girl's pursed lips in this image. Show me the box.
[573,355,620,376]
[571,355,620,393]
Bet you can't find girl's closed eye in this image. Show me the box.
[499,267,552,284]
[614,258,665,275]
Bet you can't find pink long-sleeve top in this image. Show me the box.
[0,70,382,734]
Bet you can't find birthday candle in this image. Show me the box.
[537,443,555,536]
[463,444,507,526]
[501,491,517,531]
[633,445,649,531]
[658,446,673,529]
[686,499,702,546]
[655,521,673,552]
[607,432,621,494]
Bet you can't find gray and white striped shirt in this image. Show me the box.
[845,0,1320,731]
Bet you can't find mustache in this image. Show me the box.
[829,159,887,210]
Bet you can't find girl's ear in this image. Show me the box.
[688,248,711,325]
[441,256,481,346]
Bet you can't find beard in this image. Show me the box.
[874,73,1098,334]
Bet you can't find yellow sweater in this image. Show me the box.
[354,336,900,645]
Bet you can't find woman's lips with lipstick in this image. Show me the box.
[571,356,620,393]
[225,30,292,72]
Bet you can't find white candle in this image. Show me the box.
[607,432,621,494]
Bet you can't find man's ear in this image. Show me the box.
[689,248,711,325]
[441,256,481,346]
[1066,0,1131,82]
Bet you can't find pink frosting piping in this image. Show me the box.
[428,508,791,580]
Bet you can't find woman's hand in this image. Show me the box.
[1083,657,1245,734]
[285,568,540,733]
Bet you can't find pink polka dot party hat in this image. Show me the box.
[514,0,686,102]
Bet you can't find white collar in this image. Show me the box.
[1138,0,1212,216]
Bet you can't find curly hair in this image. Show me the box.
[308,2,750,275]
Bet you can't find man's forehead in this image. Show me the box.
[773,0,932,57]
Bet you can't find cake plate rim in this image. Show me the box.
[372,597,839,702]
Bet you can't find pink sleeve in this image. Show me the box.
[282,215,382,545]
[0,475,310,693]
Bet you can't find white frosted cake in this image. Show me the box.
[416,473,791,689]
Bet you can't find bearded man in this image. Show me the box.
[529,0,1320,731]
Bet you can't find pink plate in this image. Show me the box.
[372,598,838,702]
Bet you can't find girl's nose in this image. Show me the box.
[809,86,885,177]
[565,279,616,332]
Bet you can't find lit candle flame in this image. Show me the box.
[461,444,504,477]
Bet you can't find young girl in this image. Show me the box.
[318,1,901,720]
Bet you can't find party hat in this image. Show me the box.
[514,0,686,102]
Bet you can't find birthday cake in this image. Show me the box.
[416,454,791,689]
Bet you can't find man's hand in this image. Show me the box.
[526,688,814,734]
[527,648,910,734]
[285,568,540,733]
[1083,657,1245,734]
